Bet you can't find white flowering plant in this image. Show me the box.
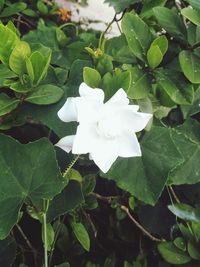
[0,1,200,267]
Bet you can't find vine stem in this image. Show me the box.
[63,155,80,178]
[43,200,49,267]
[48,155,80,266]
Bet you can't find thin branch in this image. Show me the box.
[169,186,181,203]
[16,224,38,266]
[175,0,187,27]
[93,192,165,242]
[82,208,98,238]
[119,205,165,242]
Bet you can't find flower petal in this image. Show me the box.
[55,135,75,153]
[107,88,129,105]
[117,132,141,157]
[57,97,77,122]
[72,124,98,154]
[110,109,152,133]
[90,138,118,173]
[76,98,102,123]
[79,82,104,103]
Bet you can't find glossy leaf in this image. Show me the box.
[179,51,200,83]
[122,12,153,61]
[156,70,194,105]
[181,7,200,26]
[26,49,51,86]
[158,242,191,264]
[0,2,27,17]
[0,23,20,65]
[71,221,90,251]
[168,203,200,222]
[9,41,31,75]
[0,93,20,116]
[153,7,187,42]
[83,67,101,88]
[102,69,131,100]
[127,66,149,99]
[25,84,64,105]
[186,0,200,10]
[147,45,163,69]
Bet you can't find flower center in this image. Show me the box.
[96,117,118,139]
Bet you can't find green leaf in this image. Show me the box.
[153,7,187,42]
[37,0,48,15]
[174,237,186,251]
[22,8,37,17]
[127,66,149,99]
[9,41,31,75]
[19,60,91,138]
[186,0,200,11]
[0,23,20,65]
[156,70,194,105]
[147,45,163,69]
[151,35,168,55]
[188,241,200,260]
[140,0,167,19]
[103,127,183,205]
[0,2,27,17]
[47,181,84,222]
[179,51,200,83]
[8,80,32,93]
[0,236,16,266]
[168,203,200,222]
[42,223,54,251]
[122,12,153,61]
[170,119,200,185]
[0,64,16,87]
[0,93,20,116]
[25,84,64,105]
[105,35,137,64]
[147,36,168,69]
[0,135,65,239]
[71,221,90,251]
[102,69,131,100]
[96,54,113,76]
[158,242,191,264]
[26,49,51,86]
[181,7,200,27]
[83,67,101,88]
[0,0,5,12]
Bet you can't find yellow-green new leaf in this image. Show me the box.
[147,45,163,69]
[0,24,20,65]
[9,41,31,75]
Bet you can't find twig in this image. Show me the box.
[175,0,187,27]
[119,205,165,242]
[16,224,38,266]
[169,186,181,203]
[93,193,165,242]
[82,208,98,238]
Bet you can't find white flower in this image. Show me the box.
[55,83,152,173]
